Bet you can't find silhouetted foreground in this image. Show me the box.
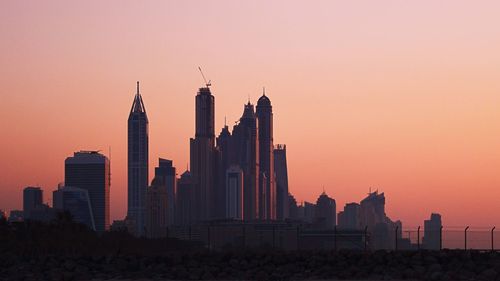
[2,218,500,280]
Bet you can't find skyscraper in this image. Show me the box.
[53,185,95,230]
[225,165,244,220]
[65,151,110,232]
[23,186,43,220]
[314,191,336,229]
[274,144,289,220]
[190,86,216,222]
[256,91,276,220]
[154,158,176,226]
[338,202,360,230]
[128,81,149,236]
[423,213,442,250]
[175,170,195,225]
[145,176,168,238]
[232,102,260,220]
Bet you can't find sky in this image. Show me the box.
[1,1,500,228]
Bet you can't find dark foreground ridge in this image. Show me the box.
[2,250,500,281]
[2,218,500,281]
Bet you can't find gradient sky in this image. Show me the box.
[1,1,500,228]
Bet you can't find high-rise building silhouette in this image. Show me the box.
[154,158,176,226]
[338,202,360,230]
[190,86,216,222]
[175,170,195,225]
[65,151,110,231]
[232,102,260,220]
[145,176,168,238]
[215,124,232,219]
[423,213,442,250]
[314,191,336,229]
[225,165,244,219]
[128,81,149,236]
[274,144,289,220]
[256,91,276,220]
[23,186,43,220]
[53,185,95,230]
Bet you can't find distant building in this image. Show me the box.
[190,86,216,222]
[53,185,95,230]
[231,102,260,220]
[314,192,336,229]
[65,151,110,232]
[0,210,6,220]
[274,145,289,220]
[288,193,299,220]
[175,170,195,226]
[145,177,168,238]
[423,213,442,250]
[225,165,243,220]
[338,202,360,230]
[154,158,176,226]
[23,186,43,220]
[27,204,56,222]
[303,201,316,223]
[128,81,149,236]
[256,92,276,220]
[359,191,400,250]
[8,210,24,222]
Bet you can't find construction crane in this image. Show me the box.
[198,66,211,88]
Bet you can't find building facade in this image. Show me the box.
[23,186,43,220]
[274,144,289,220]
[53,185,95,230]
[65,151,110,232]
[256,93,276,220]
[190,87,216,222]
[127,81,149,236]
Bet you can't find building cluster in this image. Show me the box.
[1,79,443,250]
[125,82,292,237]
[5,151,110,232]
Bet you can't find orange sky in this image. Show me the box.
[1,1,500,228]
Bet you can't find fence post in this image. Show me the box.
[439,226,443,250]
[242,225,246,248]
[334,226,337,251]
[417,226,421,250]
[492,227,496,251]
[207,225,211,251]
[272,226,276,249]
[296,225,300,250]
[364,226,368,251]
[395,226,399,250]
[464,226,469,250]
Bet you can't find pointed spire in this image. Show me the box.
[129,81,147,116]
[263,86,266,96]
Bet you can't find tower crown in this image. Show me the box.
[130,81,147,115]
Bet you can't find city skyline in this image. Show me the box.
[2,1,500,228]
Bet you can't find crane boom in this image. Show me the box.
[198,66,211,87]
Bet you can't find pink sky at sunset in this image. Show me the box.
[1,1,500,228]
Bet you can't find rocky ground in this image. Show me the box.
[1,250,500,281]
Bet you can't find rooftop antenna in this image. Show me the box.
[224,116,227,127]
[198,67,211,88]
[136,81,140,95]
[263,86,266,96]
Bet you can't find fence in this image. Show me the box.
[162,224,498,251]
[402,226,497,251]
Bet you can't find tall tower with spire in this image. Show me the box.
[190,86,216,222]
[256,89,276,220]
[127,81,149,236]
[232,102,260,220]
